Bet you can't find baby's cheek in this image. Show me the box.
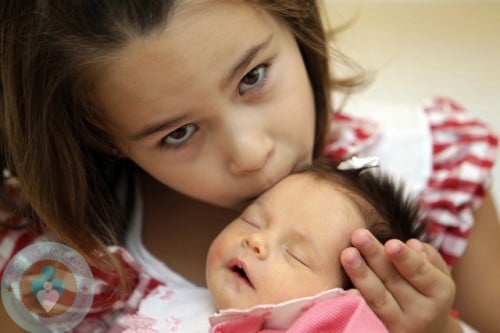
[206,235,228,270]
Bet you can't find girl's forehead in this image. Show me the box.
[163,1,274,58]
[94,0,286,129]
[111,1,281,69]
[170,0,269,30]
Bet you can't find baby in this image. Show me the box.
[206,157,423,332]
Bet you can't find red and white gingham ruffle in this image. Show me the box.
[419,97,497,267]
[324,97,498,268]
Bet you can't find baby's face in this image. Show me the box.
[206,173,364,310]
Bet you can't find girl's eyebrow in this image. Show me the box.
[221,34,274,89]
[130,35,274,142]
[130,114,189,141]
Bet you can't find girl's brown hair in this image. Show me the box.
[0,1,360,283]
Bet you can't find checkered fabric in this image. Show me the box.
[419,97,497,267]
[323,97,498,268]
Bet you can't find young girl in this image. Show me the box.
[0,1,498,332]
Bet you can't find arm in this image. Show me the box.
[452,192,500,332]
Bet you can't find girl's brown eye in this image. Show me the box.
[162,124,197,148]
[238,65,267,94]
[242,68,261,85]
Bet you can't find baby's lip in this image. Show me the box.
[227,258,254,289]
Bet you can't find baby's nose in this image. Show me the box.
[241,233,269,259]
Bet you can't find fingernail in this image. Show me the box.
[355,230,372,249]
[345,251,362,268]
[407,239,426,253]
[386,240,403,256]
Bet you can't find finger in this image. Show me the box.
[340,246,402,326]
[407,239,449,274]
[350,229,394,278]
[351,229,414,294]
[344,288,361,297]
[351,229,445,320]
[385,239,455,302]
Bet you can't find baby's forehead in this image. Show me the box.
[262,172,360,217]
[275,171,342,193]
[255,173,342,208]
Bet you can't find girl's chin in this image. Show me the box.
[225,198,255,212]
[203,197,252,212]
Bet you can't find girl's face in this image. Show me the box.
[93,0,316,209]
[205,173,364,310]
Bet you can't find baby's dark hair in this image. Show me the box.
[301,159,425,289]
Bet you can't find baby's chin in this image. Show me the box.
[213,297,236,311]
[216,299,255,311]
[211,289,260,311]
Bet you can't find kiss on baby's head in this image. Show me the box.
[206,159,424,310]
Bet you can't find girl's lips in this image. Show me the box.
[237,162,300,207]
[227,258,254,289]
[253,162,296,196]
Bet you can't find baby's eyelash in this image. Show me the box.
[287,248,308,268]
[242,216,261,229]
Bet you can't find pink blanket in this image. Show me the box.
[210,289,388,333]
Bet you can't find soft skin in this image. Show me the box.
[206,173,364,310]
[93,1,316,210]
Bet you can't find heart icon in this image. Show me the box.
[36,289,60,313]
[31,265,65,313]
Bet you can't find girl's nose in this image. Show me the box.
[227,126,274,175]
[241,233,269,260]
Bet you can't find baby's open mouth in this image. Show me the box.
[231,264,254,289]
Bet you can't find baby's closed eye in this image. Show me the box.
[285,247,309,268]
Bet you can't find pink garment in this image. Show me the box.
[210,290,388,333]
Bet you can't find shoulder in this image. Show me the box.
[326,97,433,194]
